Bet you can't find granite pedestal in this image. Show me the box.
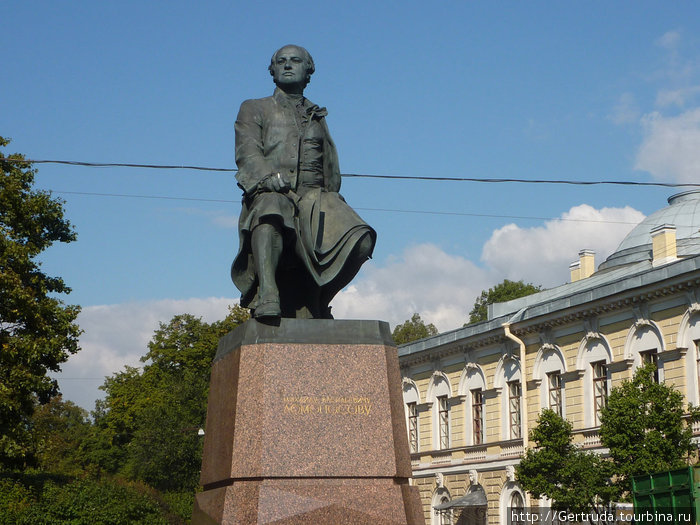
[192,319,424,525]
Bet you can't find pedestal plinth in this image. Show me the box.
[192,319,424,525]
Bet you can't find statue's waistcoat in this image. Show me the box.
[234,88,340,195]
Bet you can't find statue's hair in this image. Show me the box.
[269,45,315,87]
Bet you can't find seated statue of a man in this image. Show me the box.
[231,44,376,319]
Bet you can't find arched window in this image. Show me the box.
[625,323,665,383]
[403,379,420,453]
[577,337,612,428]
[495,354,522,440]
[439,496,452,525]
[499,480,526,525]
[510,492,525,525]
[676,309,700,405]
[460,365,487,445]
[432,488,453,525]
[427,373,452,450]
[533,346,567,417]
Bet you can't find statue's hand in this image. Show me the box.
[259,172,291,193]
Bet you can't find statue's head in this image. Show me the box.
[269,45,315,90]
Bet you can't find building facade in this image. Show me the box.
[399,191,700,525]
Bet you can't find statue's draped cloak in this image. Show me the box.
[231,88,375,310]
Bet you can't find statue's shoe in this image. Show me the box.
[254,296,281,319]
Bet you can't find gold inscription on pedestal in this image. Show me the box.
[281,395,372,416]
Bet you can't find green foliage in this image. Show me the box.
[0,137,81,468]
[599,362,700,497]
[516,409,616,514]
[467,279,542,324]
[161,490,196,522]
[91,306,249,492]
[0,472,171,525]
[30,396,92,475]
[392,313,438,345]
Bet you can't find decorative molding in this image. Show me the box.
[659,348,686,361]
[686,288,700,314]
[465,362,481,373]
[527,379,542,389]
[561,369,584,382]
[507,278,700,337]
[468,469,479,486]
[449,395,467,406]
[435,472,444,488]
[583,316,602,341]
[505,465,516,482]
[633,303,652,329]
[607,358,634,374]
[538,328,557,352]
[483,387,500,399]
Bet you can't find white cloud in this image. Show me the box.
[331,243,491,333]
[656,86,700,108]
[52,297,236,410]
[172,207,238,229]
[55,206,645,410]
[635,108,700,183]
[614,31,700,183]
[609,92,640,125]
[211,214,237,228]
[656,30,681,51]
[481,204,645,287]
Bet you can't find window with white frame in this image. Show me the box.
[640,349,659,383]
[472,389,484,445]
[438,395,450,449]
[508,381,522,439]
[535,346,566,420]
[407,402,418,453]
[628,324,664,384]
[438,496,452,525]
[547,371,562,417]
[403,380,421,452]
[592,361,607,426]
[510,492,525,525]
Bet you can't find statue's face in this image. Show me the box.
[271,46,307,88]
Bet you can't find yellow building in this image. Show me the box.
[398,191,700,525]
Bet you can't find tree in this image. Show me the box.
[91,305,249,491]
[467,279,542,324]
[29,396,92,476]
[516,409,616,517]
[599,362,700,497]
[392,313,438,345]
[0,138,80,468]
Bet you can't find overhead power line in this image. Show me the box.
[52,190,641,225]
[4,158,237,172]
[3,157,700,188]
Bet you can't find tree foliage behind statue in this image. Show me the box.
[0,137,80,468]
[392,313,438,345]
[519,364,700,512]
[516,409,616,515]
[599,362,700,497]
[468,279,541,324]
[90,305,249,492]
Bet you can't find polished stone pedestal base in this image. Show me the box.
[192,319,424,525]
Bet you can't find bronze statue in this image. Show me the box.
[231,45,376,319]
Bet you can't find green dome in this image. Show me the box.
[599,190,700,270]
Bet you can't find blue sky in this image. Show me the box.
[3,1,700,409]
